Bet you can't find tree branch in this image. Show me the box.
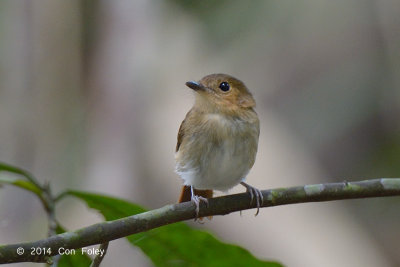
[1,178,400,264]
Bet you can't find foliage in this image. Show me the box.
[0,162,282,267]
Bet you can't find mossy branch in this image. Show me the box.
[1,178,400,264]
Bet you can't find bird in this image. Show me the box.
[175,73,262,218]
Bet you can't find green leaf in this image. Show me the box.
[56,224,92,267]
[0,175,42,195]
[0,162,42,195]
[128,222,282,267]
[67,191,283,267]
[0,162,38,183]
[67,190,146,219]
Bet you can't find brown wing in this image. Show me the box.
[176,119,185,152]
[176,109,194,152]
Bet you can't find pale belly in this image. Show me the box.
[177,141,252,191]
[175,116,259,191]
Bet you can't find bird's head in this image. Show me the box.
[186,74,256,114]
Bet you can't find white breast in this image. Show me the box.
[175,113,258,191]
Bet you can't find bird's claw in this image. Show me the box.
[191,195,208,220]
[240,182,263,216]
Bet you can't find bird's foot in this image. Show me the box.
[191,195,208,220]
[190,186,209,220]
[240,182,263,216]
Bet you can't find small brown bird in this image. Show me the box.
[175,73,262,218]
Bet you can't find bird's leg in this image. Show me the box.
[191,186,209,219]
[240,182,263,216]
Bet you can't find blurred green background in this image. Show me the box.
[0,0,399,266]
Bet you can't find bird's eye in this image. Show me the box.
[219,82,230,92]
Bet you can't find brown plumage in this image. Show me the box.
[175,73,262,218]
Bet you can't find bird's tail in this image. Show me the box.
[178,185,213,203]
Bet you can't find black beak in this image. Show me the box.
[185,81,206,91]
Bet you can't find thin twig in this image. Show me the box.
[54,190,69,203]
[1,178,400,264]
[90,243,109,267]
[42,183,60,267]
[0,163,60,265]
